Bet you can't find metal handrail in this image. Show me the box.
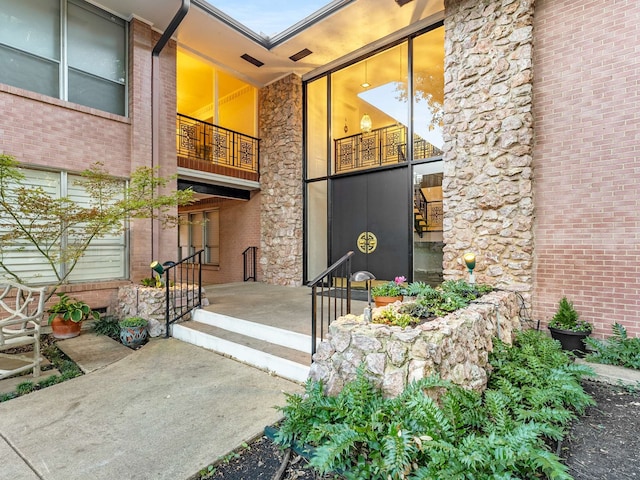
[307,251,354,358]
[242,246,258,281]
[161,249,203,337]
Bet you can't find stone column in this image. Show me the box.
[442,0,535,296]
[258,74,304,286]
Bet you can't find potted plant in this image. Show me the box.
[119,316,149,348]
[48,293,99,339]
[548,297,592,357]
[371,276,406,307]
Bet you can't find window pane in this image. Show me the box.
[67,1,125,83]
[205,211,220,265]
[67,174,126,281]
[0,45,59,97]
[190,213,203,255]
[0,169,60,284]
[68,68,125,115]
[306,181,327,280]
[412,27,445,157]
[306,77,328,179]
[0,0,60,60]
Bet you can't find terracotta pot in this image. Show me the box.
[374,296,403,307]
[50,316,82,339]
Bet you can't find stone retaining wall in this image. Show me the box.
[309,290,521,398]
[115,284,206,337]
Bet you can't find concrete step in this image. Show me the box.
[172,318,311,383]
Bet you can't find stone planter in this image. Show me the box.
[114,284,207,337]
[310,290,521,398]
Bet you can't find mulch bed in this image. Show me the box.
[200,380,640,480]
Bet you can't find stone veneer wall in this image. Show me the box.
[258,74,304,286]
[310,290,521,398]
[442,0,535,297]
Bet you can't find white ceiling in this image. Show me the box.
[93,0,444,87]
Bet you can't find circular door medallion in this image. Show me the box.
[357,231,378,254]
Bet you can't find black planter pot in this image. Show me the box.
[548,326,590,357]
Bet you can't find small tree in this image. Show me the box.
[0,154,193,300]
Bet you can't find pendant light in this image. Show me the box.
[360,113,372,133]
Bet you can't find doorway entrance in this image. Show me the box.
[331,168,410,281]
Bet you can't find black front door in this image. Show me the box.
[331,168,410,281]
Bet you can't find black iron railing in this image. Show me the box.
[176,113,260,174]
[307,251,354,358]
[334,124,443,173]
[243,246,258,281]
[161,249,203,337]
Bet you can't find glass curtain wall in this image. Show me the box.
[305,25,444,283]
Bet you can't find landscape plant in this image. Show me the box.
[371,276,407,298]
[548,297,592,333]
[585,323,640,370]
[0,154,193,300]
[275,329,594,479]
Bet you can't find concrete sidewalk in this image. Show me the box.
[0,336,302,480]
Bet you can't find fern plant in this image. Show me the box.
[585,323,640,370]
[275,331,593,479]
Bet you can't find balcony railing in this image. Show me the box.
[177,114,260,177]
[334,124,442,173]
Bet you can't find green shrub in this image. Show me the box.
[275,330,594,479]
[118,316,148,328]
[585,323,640,370]
[93,315,121,339]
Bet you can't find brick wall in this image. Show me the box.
[532,0,640,337]
[0,18,178,313]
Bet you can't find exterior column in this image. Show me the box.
[442,0,535,297]
[258,74,304,286]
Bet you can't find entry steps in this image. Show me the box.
[171,309,311,383]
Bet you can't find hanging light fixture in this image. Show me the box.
[361,61,370,88]
[360,113,372,133]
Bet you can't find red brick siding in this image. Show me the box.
[0,19,179,312]
[532,0,640,337]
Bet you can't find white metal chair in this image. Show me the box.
[0,281,47,380]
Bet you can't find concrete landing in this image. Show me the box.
[56,332,132,373]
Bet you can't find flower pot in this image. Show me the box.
[548,326,590,357]
[120,325,148,348]
[374,296,403,308]
[50,316,82,339]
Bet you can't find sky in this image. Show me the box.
[207,1,332,38]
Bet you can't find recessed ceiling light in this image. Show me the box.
[289,48,313,62]
[241,53,264,67]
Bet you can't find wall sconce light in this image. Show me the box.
[360,113,372,133]
[463,252,476,285]
[350,270,376,322]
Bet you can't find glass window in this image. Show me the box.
[412,28,445,159]
[67,0,126,115]
[0,0,60,97]
[306,180,327,280]
[0,0,127,115]
[331,43,408,174]
[306,77,328,179]
[0,167,127,284]
[178,210,220,265]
